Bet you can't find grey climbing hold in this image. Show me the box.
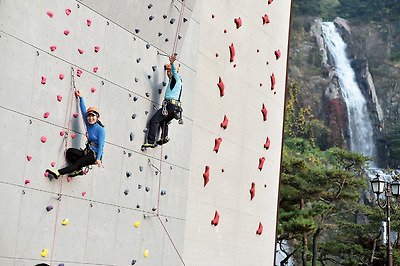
[164,155,168,160]
[161,190,166,195]
[165,38,169,42]
[124,189,129,195]
[152,207,157,211]
[59,264,65,266]
[132,259,137,265]
[149,15,154,21]
[163,14,167,19]
[152,65,157,71]
[128,152,132,157]
[132,114,137,119]
[155,171,159,175]
[139,166,143,172]
[178,35,182,39]
[162,81,167,86]
[136,58,141,63]
[146,43,151,49]
[148,3,153,8]
[145,92,150,97]
[170,18,175,24]
[136,204,140,208]
[130,132,135,141]
[134,77,139,82]
[158,32,162,36]
[145,187,150,192]
[143,128,148,133]
[183,17,188,22]
[46,205,53,211]
[126,171,132,177]
[158,89,162,94]
[147,75,151,79]
[133,96,138,101]
[138,184,142,189]
[145,111,149,115]
[135,28,140,33]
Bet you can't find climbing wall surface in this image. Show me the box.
[0,0,291,265]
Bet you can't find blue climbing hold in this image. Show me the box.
[165,38,169,42]
[147,75,151,79]
[146,43,151,49]
[145,187,150,192]
[130,132,135,141]
[132,114,137,119]
[158,89,162,94]
[136,58,141,63]
[183,18,188,22]
[128,152,132,157]
[162,81,167,86]
[139,166,143,172]
[133,96,138,101]
[132,259,137,265]
[152,207,157,211]
[145,111,149,115]
[135,28,140,33]
[163,14,167,19]
[158,32,162,36]
[170,18,175,24]
[149,15,154,21]
[145,92,150,97]
[152,65,157,71]
[147,4,153,9]
[161,190,166,195]
[126,171,132,177]
[124,189,129,195]
[138,184,142,189]
[136,204,140,208]
[134,77,139,82]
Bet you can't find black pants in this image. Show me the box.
[58,148,96,175]
[147,102,175,144]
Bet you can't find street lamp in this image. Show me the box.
[371,175,400,266]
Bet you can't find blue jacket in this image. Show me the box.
[80,97,105,160]
[164,64,183,101]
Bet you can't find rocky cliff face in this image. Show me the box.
[289,17,400,167]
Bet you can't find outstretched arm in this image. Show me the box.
[76,90,88,125]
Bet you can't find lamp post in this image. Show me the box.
[371,175,400,266]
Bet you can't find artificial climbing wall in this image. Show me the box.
[0,0,291,265]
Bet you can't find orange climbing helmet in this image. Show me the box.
[165,63,179,72]
[86,107,100,118]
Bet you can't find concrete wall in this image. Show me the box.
[0,0,291,265]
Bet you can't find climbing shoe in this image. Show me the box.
[46,169,60,180]
[142,143,157,148]
[156,136,170,146]
[69,168,84,177]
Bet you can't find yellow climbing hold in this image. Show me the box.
[62,218,69,225]
[134,221,140,228]
[41,249,49,257]
[143,250,149,258]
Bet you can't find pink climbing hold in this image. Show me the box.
[262,14,270,25]
[78,49,84,54]
[268,0,273,4]
[71,134,76,138]
[220,115,228,129]
[59,73,65,80]
[73,113,78,118]
[264,137,271,150]
[229,43,235,62]
[87,19,92,26]
[211,211,220,226]
[212,14,215,18]
[224,29,227,33]
[44,172,49,177]
[203,166,210,187]
[270,73,276,90]
[50,46,57,51]
[221,168,225,173]
[41,76,47,84]
[76,69,82,77]
[27,155,32,161]
[91,87,96,93]
[46,11,54,18]
[64,30,70,36]
[275,50,281,60]
[93,67,98,73]
[260,83,263,87]
[82,192,87,196]
[43,112,49,118]
[57,95,63,102]
[51,162,56,167]
[67,177,72,182]
[258,157,266,171]
[261,103,268,121]
[234,17,242,29]
[25,179,31,184]
[94,46,100,53]
[60,131,65,136]
[215,53,219,57]
[41,136,47,143]
[250,182,256,200]
[213,138,222,153]
[65,9,71,15]
[217,77,225,97]
[256,222,263,235]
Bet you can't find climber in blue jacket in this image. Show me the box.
[142,55,183,148]
[46,90,106,179]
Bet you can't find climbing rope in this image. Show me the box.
[49,67,78,265]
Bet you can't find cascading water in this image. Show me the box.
[322,22,376,162]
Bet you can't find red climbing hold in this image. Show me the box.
[258,157,265,171]
[93,67,98,73]
[71,134,76,139]
[73,113,78,118]
[64,30,70,36]
[91,87,96,93]
[268,0,274,4]
[57,95,63,102]
[215,53,219,57]
[60,131,65,136]
[256,222,263,235]
[51,162,56,167]
[77,69,82,77]
[87,20,92,26]
[65,9,71,15]
[250,182,256,200]
[260,83,263,87]
[257,49,260,53]
[224,29,227,33]
[221,168,225,172]
[27,155,32,161]
[229,43,235,62]
[261,104,268,121]
[25,179,31,184]
[212,14,215,18]
[67,177,72,182]
[262,14,270,25]
[41,76,47,84]
[78,49,84,54]
[213,138,222,153]
[220,115,228,129]
[275,50,281,60]
[264,137,271,150]
[82,192,87,196]
[94,46,100,53]
[270,73,276,90]
[234,17,242,29]
[44,172,49,177]
[59,73,65,80]
[50,46,57,51]
[41,136,47,143]
[211,211,219,226]
[43,112,49,118]
[217,77,225,97]
[203,166,210,187]
[46,11,54,18]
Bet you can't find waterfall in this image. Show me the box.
[322,22,376,161]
